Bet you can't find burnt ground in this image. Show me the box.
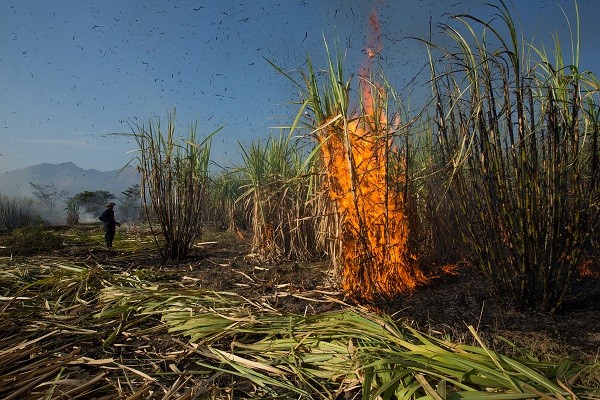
[68,227,600,365]
[377,265,600,362]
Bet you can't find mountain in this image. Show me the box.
[0,162,140,200]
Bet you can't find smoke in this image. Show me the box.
[31,199,102,225]
[31,202,66,226]
[79,210,102,224]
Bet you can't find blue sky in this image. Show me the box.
[1,0,599,173]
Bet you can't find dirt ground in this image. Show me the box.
[70,227,600,364]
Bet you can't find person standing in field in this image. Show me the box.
[99,202,121,250]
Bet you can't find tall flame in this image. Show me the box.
[317,8,426,300]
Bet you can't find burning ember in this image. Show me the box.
[441,263,461,276]
[316,9,426,300]
[577,259,600,279]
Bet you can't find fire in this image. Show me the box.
[365,9,383,60]
[441,263,460,276]
[578,259,600,279]
[316,8,427,298]
[318,98,426,299]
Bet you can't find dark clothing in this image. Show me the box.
[99,208,118,246]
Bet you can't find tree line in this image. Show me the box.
[0,183,142,230]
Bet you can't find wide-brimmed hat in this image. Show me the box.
[106,202,116,207]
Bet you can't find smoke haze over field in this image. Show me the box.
[0,162,140,224]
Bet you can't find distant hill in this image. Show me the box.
[0,162,140,200]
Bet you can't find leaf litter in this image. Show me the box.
[0,224,598,398]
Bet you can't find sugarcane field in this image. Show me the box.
[2,1,600,399]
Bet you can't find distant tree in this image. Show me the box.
[119,184,141,221]
[29,182,68,208]
[69,190,115,217]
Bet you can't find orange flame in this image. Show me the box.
[441,263,460,276]
[318,93,426,299]
[317,12,427,298]
[578,259,600,279]
[365,9,383,60]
